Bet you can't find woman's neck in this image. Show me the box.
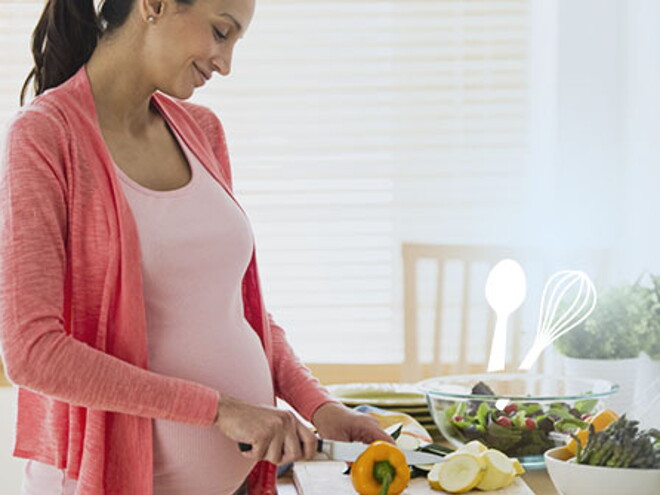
[85,26,159,136]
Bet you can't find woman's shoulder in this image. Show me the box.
[5,97,69,153]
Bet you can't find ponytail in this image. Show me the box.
[20,0,101,105]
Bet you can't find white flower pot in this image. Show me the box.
[562,356,641,414]
[635,353,660,428]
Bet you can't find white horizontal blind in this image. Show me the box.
[192,0,531,363]
[0,0,531,365]
[0,2,41,128]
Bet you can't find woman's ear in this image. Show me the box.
[138,0,164,23]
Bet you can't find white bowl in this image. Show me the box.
[544,446,660,495]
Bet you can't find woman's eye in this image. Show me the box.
[213,27,228,41]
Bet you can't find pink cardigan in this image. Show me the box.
[0,67,335,494]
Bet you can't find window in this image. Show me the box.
[0,0,531,366]
[192,0,531,363]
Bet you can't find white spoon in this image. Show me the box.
[485,259,527,372]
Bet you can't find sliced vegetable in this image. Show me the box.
[511,457,526,475]
[433,453,486,493]
[566,408,619,455]
[475,449,516,491]
[455,440,488,456]
[394,432,421,451]
[427,463,443,491]
[588,408,620,432]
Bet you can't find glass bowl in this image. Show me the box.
[417,373,618,469]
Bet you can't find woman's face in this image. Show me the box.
[143,0,255,99]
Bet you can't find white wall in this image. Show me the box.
[527,0,623,255]
[619,0,660,280]
[529,0,660,284]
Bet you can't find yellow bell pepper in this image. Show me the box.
[350,440,411,495]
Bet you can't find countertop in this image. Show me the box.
[277,463,559,495]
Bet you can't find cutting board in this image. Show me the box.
[293,461,535,495]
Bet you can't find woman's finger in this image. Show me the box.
[263,430,286,465]
[280,429,303,465]
[297,423,319,460]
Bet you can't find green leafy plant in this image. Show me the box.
[554,283,646,360]
[639,274,660,360]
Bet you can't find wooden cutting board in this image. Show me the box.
[293,461,535,495]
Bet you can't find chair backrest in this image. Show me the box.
[401,243,609,382]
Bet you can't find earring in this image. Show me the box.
[147,15,155,22]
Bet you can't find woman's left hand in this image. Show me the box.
[311,401,395,444]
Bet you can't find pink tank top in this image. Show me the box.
[22,124,274,495]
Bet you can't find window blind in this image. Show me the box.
[0,0,530,364]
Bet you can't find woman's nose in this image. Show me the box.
[212,47,233,76]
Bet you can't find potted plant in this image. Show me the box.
[636,275,660,428]
[554,283,645,413]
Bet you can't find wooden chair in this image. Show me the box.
[401,243,609,382]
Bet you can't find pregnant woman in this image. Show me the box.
[0,0,391,493]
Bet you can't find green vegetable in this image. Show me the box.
[486,422,522,452]
[520,403,542,416]
[476,402,489,428]
[512,411,527,429]
[575,415,660,469]
[442,383,596,457]
[574,397,598,415]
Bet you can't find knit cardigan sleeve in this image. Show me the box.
[0,107,219,426]
[185,103,339,423]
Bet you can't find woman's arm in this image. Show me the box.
[267,314,339,421]
[0,108,218,426]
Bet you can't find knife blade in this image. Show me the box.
[238,438,445,465]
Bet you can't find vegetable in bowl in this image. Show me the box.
[418,373,618,467]
[442,381,598,457]
[574,415,660,469]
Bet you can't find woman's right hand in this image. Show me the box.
[214,395,319,466]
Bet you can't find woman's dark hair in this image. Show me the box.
[20,0,128,105]
[20,0,192,106]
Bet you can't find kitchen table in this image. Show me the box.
[277,463,559,495]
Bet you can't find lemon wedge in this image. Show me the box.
[428,453,485,493]
[476,449,516,491]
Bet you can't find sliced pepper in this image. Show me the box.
[350,440,411,495]
[566,408,619,455]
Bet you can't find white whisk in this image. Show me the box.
[519,270,597,370]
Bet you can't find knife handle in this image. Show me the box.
[238,438,324,453]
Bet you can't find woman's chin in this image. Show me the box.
[157,84,196,101]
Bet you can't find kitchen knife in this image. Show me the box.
[238,439,445,465]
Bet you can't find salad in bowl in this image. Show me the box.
[417,373,618,468]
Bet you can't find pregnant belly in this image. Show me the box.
[147,317,274,494]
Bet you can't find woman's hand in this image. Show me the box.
[311,401,395,444]
[214,395,319,466]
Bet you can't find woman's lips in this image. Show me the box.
[193,64,210,86]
